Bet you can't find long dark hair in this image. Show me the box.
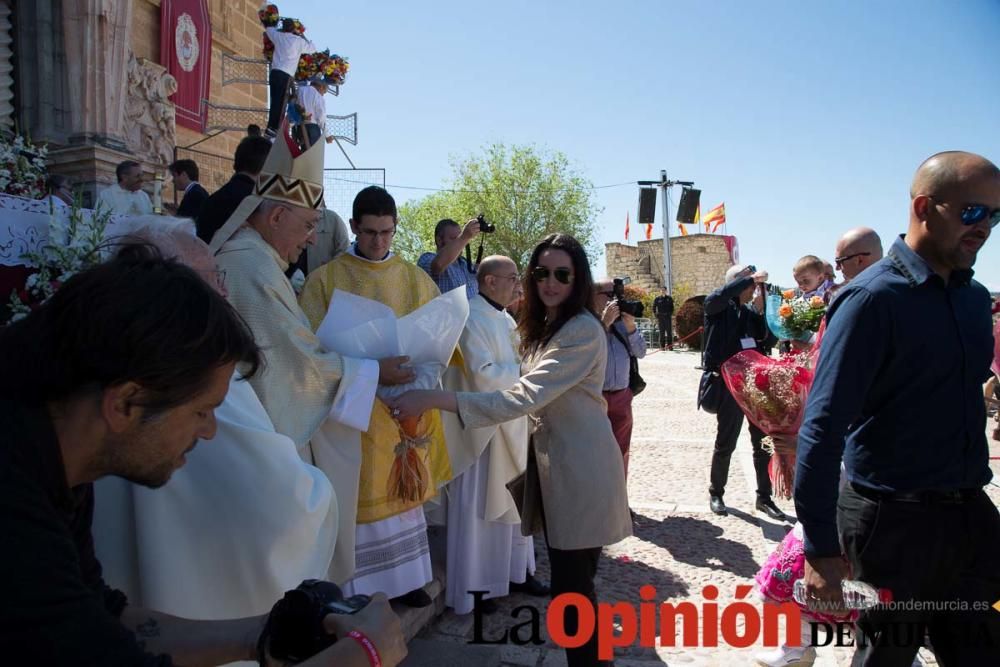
[0,246,261,414]
[517,233,597,354]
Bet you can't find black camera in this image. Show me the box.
[613,277,645,318]
[476,213,495,234]
[264,580,371,663]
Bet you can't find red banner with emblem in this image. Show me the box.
[160,0,211,132]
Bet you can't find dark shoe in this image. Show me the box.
[756,497,787,522]
[394,588,433,608]
[510,574,550,597]
[710,495,727,516]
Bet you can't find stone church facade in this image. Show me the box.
[0,0,265,206]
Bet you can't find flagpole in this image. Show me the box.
[660,170,671,296]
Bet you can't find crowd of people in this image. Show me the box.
[699,151,1000,667]
[3,121,999,667]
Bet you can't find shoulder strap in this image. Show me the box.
[610,324,636,358]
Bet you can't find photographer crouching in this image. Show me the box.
[594,278,646,505]
[0,253,406,667]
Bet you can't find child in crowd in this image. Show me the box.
[792,255,836,301]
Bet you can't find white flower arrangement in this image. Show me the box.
[0,133,49,199]
[4,202,114,324]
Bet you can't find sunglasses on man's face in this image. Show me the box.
[834,252,871,269]
[959,204,1000,228]
[531,267,573,285]
[928,196,1000,228]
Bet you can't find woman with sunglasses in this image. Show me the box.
[389,233,631,667]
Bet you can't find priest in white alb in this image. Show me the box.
[439,256,549,614]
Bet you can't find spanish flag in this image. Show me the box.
[624,211,630,241]
[645,220,653,240]
[693,204,701,232]
[703,203,726,233]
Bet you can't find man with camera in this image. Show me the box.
[417,217,487,299]
[594,278,646,489]
[0,252,407,666]
[700,264,785,520]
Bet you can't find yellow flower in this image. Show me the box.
[810,296,825,309]
[782,289,795,300]
[778,304,793,318]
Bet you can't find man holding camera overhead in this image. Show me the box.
[594,278,646,490]
[701,264,785,521]
[418,218,483,299]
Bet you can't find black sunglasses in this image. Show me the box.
[531,266,573,285]
[834,252,871,268]
[928,195,1000,228]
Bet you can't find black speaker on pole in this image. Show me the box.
[637,188,657,226]
[676,187,701,225]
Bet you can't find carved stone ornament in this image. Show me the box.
[124,50,178,166]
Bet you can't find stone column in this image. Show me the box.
[61,0,133,148]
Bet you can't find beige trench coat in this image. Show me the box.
[456,312,632,550]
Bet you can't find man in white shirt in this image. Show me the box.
[297,79,334,147]
[96,160,153,216]
[265,19,317,138]
[43,174,73,211]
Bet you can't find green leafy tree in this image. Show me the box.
[395,143,602,268]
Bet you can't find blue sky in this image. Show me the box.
[298,0,1000,290]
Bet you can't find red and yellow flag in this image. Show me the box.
[703,203,726,233]
[678,223,688,236]
[624,211,630,241]
[693,204,701,232]
[645,220,653,240]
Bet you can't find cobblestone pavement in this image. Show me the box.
[418,348,1000,666]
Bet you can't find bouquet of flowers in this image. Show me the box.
[0,134,48,199]
[765,289,825,342]
[295,51,320,81]
[721,347,819,499]
[4,202,113,325]
[258,3,280,26]
[320,52,349,86]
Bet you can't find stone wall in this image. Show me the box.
[133,0,267,195]
[605,234,734,300]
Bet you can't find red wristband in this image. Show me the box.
[347,630,382,667]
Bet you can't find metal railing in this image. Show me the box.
[220,53,340,96]
[322,168,385,221]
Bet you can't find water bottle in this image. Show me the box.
[793,578,891,610]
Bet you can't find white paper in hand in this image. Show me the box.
[315,289,400,360]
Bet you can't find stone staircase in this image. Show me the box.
[395,526,504,666]
[618,254,660,292]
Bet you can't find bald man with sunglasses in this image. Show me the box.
[796,151,1000,666]
[834,227,884,282]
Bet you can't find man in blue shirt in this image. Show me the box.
[417,218,481,300]
[795,151,1000,665]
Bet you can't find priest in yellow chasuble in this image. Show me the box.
[300,186,451,606]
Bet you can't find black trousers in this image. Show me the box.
[546,543,608,667]
[708,385,772,499]
[656,315,673,348]
[267,69,292,132]
[839,484,1000,666]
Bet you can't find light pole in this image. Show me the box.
[637,172,694,297]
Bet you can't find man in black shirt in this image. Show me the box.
[197,136,272,243]
[652,288,674,350]
[0,250,406,666]
[701,264,785,520]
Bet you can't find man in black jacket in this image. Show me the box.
[166,160,209,220]
[701,264,785,520]
[196,136,272,243]
[652,288,674,350]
